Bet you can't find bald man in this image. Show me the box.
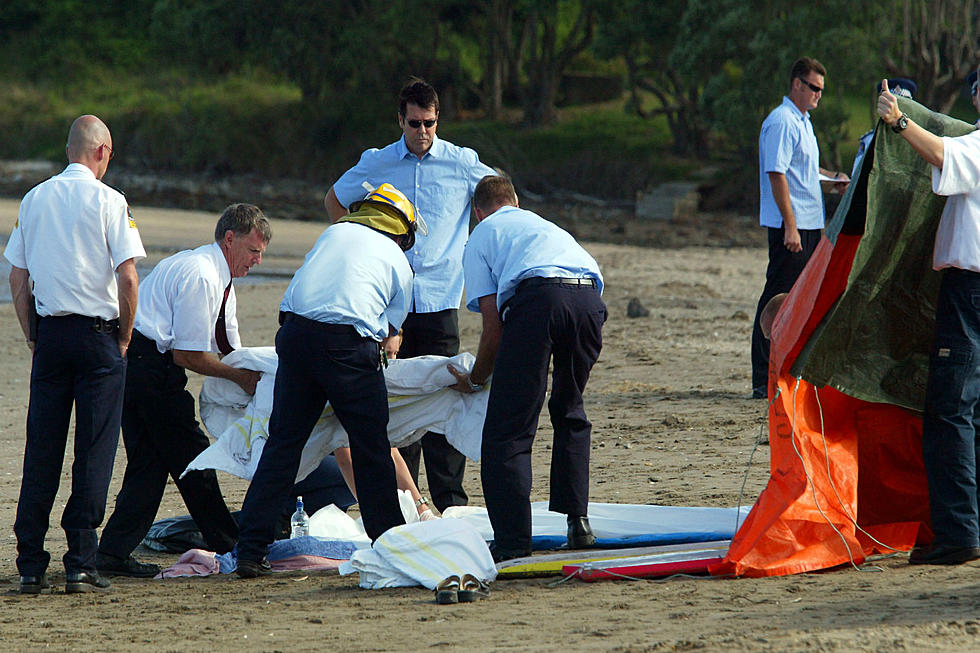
[5,115,145,594]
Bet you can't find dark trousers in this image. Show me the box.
[237,315,404,561]
[481,282,606,552]
[397,308,469,511]
[750,227,822,390]
[15,315,126,576]
[99,332,239,557]
[922,268,980,547]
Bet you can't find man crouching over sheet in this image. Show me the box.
[236,184,423,578]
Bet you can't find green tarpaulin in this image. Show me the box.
[790,99,976,412]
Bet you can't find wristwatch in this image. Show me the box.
[891,113,909,133]
[467,378,484,392]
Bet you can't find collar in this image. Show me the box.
[206,241,233,288]
[397,134,442,161]
[62,162,97,179]
[782,96,809,121]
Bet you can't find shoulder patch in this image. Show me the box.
[127,205,137,229]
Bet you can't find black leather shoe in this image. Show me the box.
[489,543,531,564]
[908,544,980,565]
[97,553,161,578]
[566,515,596,549]
[19,574,50,595]
[65,571,112,593]
[236,558,272,578]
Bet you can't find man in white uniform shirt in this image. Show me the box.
[878,79,980,565]
[5,115,145,594]
[236,184,418,578]
[97,204,270,578]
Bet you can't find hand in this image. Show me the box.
[447,363,479,393]
[833,171,850,193]
[876,78,901,125]
[783,227,803,253]
[235,368,261,395]
[381,333,402,360]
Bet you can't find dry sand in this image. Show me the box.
[0,200,978,652]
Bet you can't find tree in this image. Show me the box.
[594,0,708,158]
[880,0,980,113]
[517,0,595,125]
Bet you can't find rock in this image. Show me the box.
[731,310,750,321]
[627,298,650,318]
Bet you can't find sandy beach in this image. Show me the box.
[0,198,978,652]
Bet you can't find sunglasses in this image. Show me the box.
[406,118,437,129]
[798,78,823,94]
[973,82,979,97]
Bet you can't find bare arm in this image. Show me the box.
[448,294,501,392]
[116,258,139,356]
[333,447,430,514]
[172,349,261,395]
[324,186,349,223]
[768,172,802,253]
[877,78,945,168]
[9,265,33,348]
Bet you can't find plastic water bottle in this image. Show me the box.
[290,496,309,538]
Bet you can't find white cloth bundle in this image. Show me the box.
[185,347,488,482]
[339,519,497,590]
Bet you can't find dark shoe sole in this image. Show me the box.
[19,584,50,595]
[566,534,597,549]
[909,547,980,565]
[236,560,272,579]
[97,566,160,578]
[66,582,112,594]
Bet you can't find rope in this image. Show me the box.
[732,386,783,534]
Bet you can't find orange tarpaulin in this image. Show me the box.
[710,234,930,578]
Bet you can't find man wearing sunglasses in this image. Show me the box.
[751,57,849,400]
[324,78,495,514]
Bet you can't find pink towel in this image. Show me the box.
[157,549,220,578]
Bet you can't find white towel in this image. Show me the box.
[340,519,497,590]
[184,348,488,481]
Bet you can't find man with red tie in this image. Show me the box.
[97,204,270,577]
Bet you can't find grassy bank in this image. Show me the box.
[4,68,978,210]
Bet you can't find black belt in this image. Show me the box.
[130,330,172,362]
[43,313,120,334]
[280,312,364,337]
[517,276,597,291]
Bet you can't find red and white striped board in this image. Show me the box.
[561,540,730,581]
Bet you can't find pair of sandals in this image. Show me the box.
[434,573,491,604]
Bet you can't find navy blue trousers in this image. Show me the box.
[922,268,980,547]
[397,308,469,511]
[237,315,404,562]
[481,282,606,552]
[99,331,239,558]
[15,315,126,576]
[751,227,822,391]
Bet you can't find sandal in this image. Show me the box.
[458,573,491,602]
[434,574,460,604]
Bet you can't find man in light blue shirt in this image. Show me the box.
[325,78,495,512]
[449,176,606,562]
[236,185,418,577]
[751,57,849,399]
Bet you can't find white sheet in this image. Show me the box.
[185,347,488,482]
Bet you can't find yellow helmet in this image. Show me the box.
[349,183,428,240]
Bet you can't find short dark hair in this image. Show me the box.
[473,175,518,215]
[789,57,826,87]
[399,77,440,116]
[214,203,272,243]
